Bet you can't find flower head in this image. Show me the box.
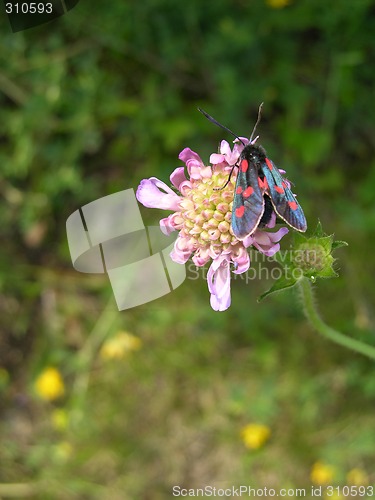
[137,138,289,311]
[347,468,369,486]
[100,331,142,360]
[241,423,271,449]
[310,461,335,485]
[34,367,65,401]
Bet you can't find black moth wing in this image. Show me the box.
[258,194,274,227]
[261,158,307,232]
[231,152,266,240]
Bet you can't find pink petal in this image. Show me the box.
[179,147,203,164]
[136,178,181,211]
[170,248,190,264]
[236,137,249,146]
[201,166,214,178]
[160,215,177,235]
[232,141,246,157]
[178,180,193,196]
[210,140,242,167]
[210,291,231,311]
[267,227,289,243]
[219,140,232,157]
[257,242,280,257]
[192,247,211,267]
[232,247,250,274]
[241,234,254,248]
[189,165,212,180]
[252,227,289,256]
[170,167,186,190]
[179,148,205,176]
[253,232,272,246]
[170,236,193,264]
[223,142,241,165]
[266,212,276,228]
[207,255,231,311]
[210,153,225,165]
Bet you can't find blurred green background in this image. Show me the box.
[1,0,375,498]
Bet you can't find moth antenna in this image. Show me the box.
[198,107,245,146]
[249,102,264,143]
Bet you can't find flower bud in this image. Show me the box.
[294,237,336,279]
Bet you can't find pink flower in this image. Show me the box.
[210,138,249,167]
[136,141,289,311]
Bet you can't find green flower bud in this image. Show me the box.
[292,243,333,274]
[259,222,348,301]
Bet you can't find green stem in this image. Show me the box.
[70,297,119,409]
[299,277,375,361]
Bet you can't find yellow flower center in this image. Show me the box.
[178,171,242,252]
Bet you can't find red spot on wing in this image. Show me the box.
[240,159,249,172]
[258,177,268,190]
[236,186,243,194]
[288,201,298,211]
[282,181,288,189]
[265,158,273,170]
[243,186,254,198]
[275,186,284,194]
[235,205,245,218]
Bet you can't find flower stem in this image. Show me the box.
[70,297,119,409]
[298,277,375,361]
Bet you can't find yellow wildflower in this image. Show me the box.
[310,461,335,485]
[100,331,142,360]
[266,0,291,8]
[347,468,369,486]
[241,423,271,450]
[34,367,65,401]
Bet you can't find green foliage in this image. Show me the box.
[1,0,375,495]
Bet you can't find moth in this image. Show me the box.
[199,104,307,240]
